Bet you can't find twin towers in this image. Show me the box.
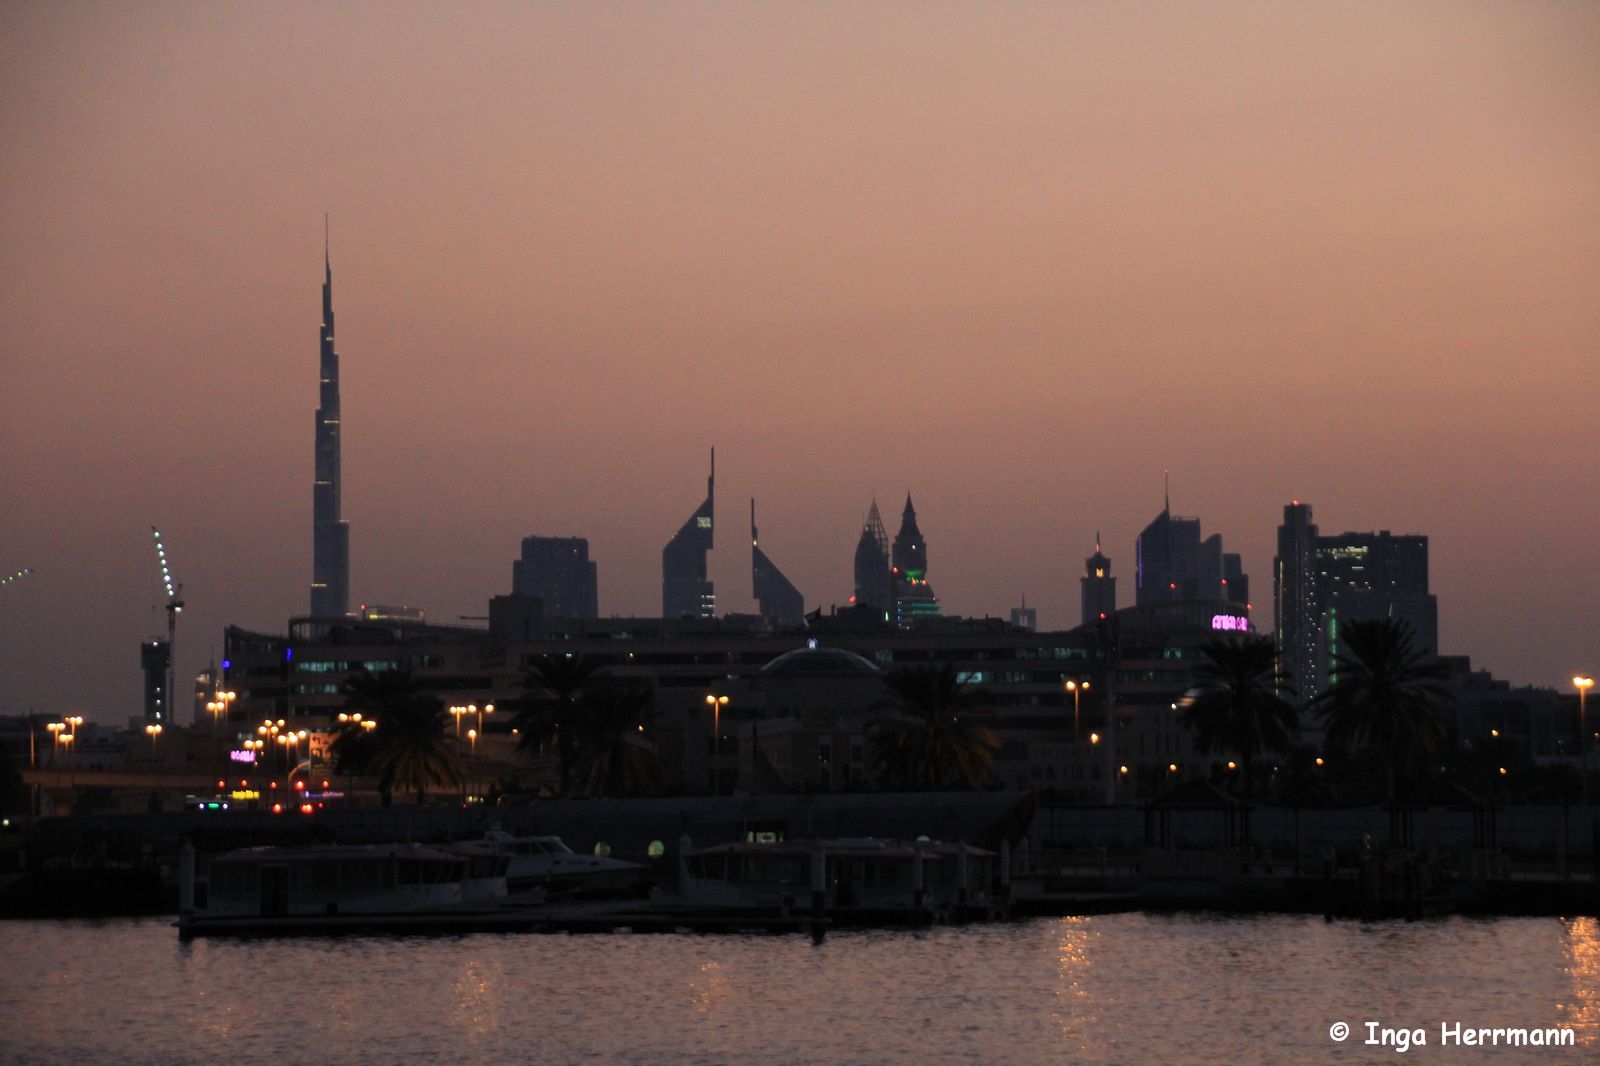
[661,449,941,629]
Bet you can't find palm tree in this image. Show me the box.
[515,654,603,795]
[868,664,1000,791]
[567,678,661,798]
[1312,617,1451,807]
[1178,636,1298,801]
[336,670,461,805]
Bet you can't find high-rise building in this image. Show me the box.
[1134,481,1249,610]
[852,499,892,621]
[140,639,170,723]
[1313,530,1437,693]
[1080,533,1117,627]
[310,225,351,619]
[513,536,599,620]
[891,494,941,626]
[1274,501,1320,698]
[1274,501,1438,701]
[750,499,804,628]
[662,450,715,619]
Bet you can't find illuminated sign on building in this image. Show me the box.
[229,789,260,801]
[1211,614,1249,632]
[229,750,257,764]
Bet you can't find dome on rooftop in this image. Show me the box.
[762,645,882,675]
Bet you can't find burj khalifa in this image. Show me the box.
[310,225,350,619]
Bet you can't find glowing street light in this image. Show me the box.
[205,690,236,731]
[1064,680,1090,740]
[145,722,163,753]
[706,694,730,795]
[449,705,469,737]
[467,728,478,755]
[1578,677,1595,803]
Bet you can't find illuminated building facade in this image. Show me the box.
[662,450,715,619]
[310,229,351,620]
[1274,500,1437,701]
[1274,501,1320,698]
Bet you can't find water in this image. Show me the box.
[3,915,1597,1064]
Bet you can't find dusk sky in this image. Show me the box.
[2,2,1596,723]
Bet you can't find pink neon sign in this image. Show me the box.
[1211,614,1249,632]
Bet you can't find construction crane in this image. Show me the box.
[151,527,183,723]
[1,567,33,589]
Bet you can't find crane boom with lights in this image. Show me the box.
[1,567,34,590]
[151,527,184,723]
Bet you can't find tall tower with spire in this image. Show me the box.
[1080,531,1116,627]
[751,498,804,628]
[310,221,350,619]
[662,449,715,619]
[852,499,892,621]
[891,494,940,627]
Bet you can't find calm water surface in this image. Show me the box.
[3,914,1598,1064]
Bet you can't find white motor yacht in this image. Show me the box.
[482,830,642,896]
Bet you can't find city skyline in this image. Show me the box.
[2,3,1596,720]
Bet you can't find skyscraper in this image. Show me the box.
[310,224,350,619]
[1134,480,1248,609]
[891,494,940,626]
[513,536,599,620]
[852,499,892,620]
[1274,501,1319,698]
[751,499,804,628]
[662,449,715,619]
[1080,532,1117,627]
[1274,501,1438,702]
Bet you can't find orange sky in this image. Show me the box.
[1,2,1596,721]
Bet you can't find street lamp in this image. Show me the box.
[205,690,236,731]
[1064,680,1090,740]
[1577,676,1595,802]
[705,694,729,796]
[449,705,469,737]
[145,723,163,753]
[467,728,478,756]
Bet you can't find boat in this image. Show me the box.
[662,836,1003,925]
[178,841,524,937]
[481,829,643,897]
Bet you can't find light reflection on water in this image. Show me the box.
[1,914,1595,1064]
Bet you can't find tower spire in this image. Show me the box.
[1164,469,1170,513]
[311,228,350,620]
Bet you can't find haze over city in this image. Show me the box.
[2,2,1596,722]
